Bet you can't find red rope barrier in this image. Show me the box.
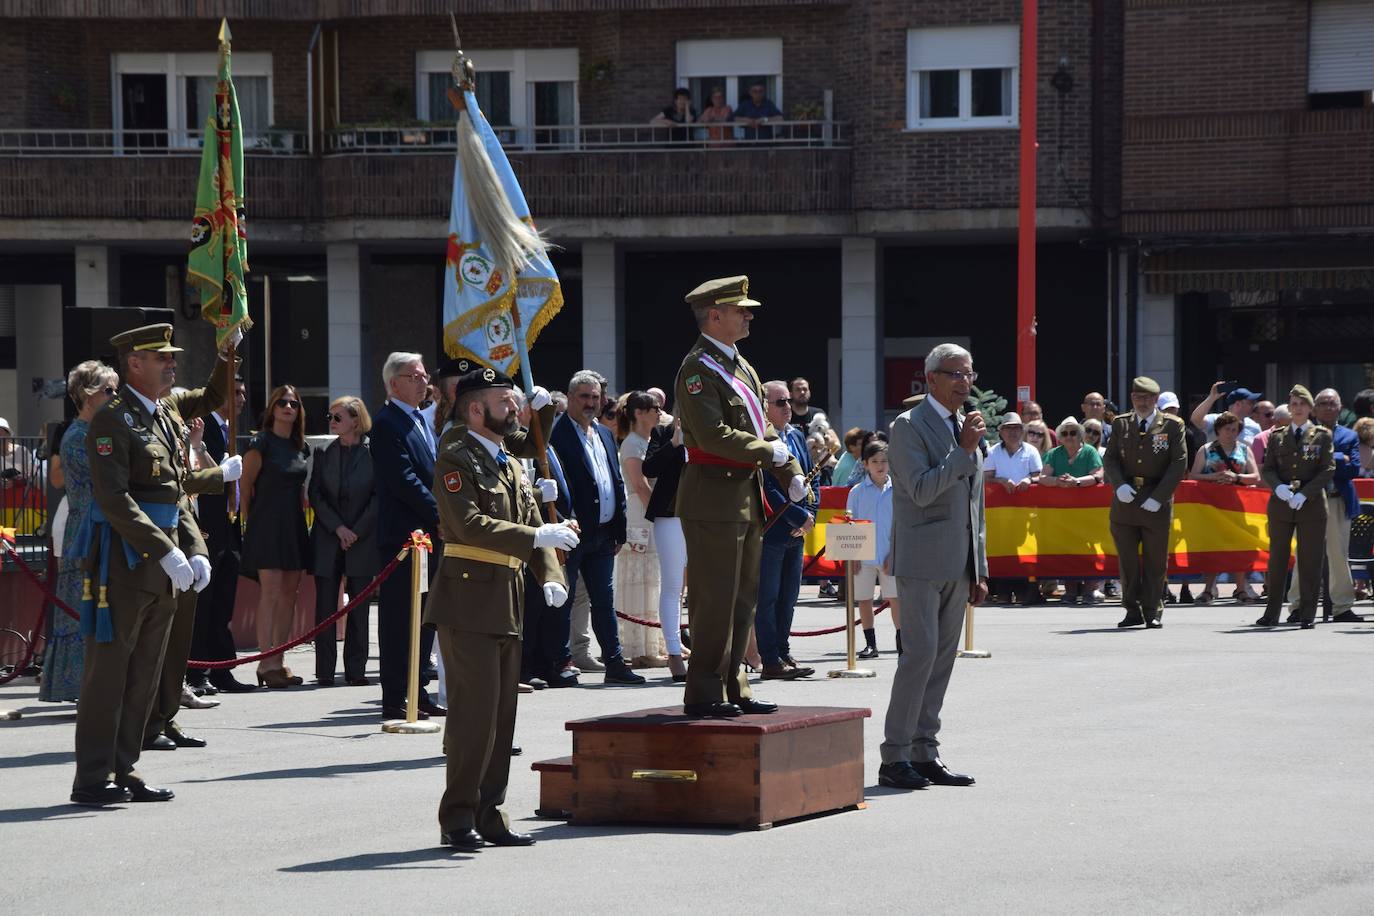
[616,600,889,637]
[0,600,47,686]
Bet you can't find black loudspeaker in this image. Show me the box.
[63,306,176,372]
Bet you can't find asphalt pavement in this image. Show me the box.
[4,590,1373,914]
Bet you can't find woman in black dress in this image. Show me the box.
[240,384,311,689]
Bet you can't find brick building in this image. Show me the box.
[1121,0,1374,408]
[0,0,1117,439]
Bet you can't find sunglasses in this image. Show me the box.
[326,411,351,423]
[771,398,793,407]
[101,386,118,396]
[1061,430,1081,438]
[1026,431,1045,438]
[277,399,301,410]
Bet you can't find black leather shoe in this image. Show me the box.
[1145,619,1163,629]
[124,783,175,802]
[344,675,371,686]
[1300,621,1316,630]
[604,660,647,685]
[683,701,741,718]
[1286,611,1301,624]
[1253,615,1280,627]
[734,697,778,714]
[912,758,976,786]
[545,668,579,688]
[761,663,804,680]
[510,746,522,757]
[1332,610,1364,623]
[316,676,336,686]
[164,724,206,748]
[440,828,483,851]
[382,706,428,720]
[195,682,219,696]
[483,829,535,847]
[1117,615,1144,628]
[209,676,257,693]
[418,698,447,718]
[142,733,177,751]
[877,761,931,790]
[70,782,132,806]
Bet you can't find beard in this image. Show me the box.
[482,403,519,437]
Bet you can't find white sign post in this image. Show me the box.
[824,520,878,679]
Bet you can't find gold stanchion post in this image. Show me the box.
[383,535,441,734]
[828,558,875,679]
[957,602,991,659]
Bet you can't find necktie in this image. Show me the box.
[413,409,435,457]
[496,450,509,467]
[1140,419,1148,434]
[950,412,960,442]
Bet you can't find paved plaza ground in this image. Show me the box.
[4,589,1373,914]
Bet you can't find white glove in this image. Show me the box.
[219,326,243,354]
[529,386,551,411]
[189,554,212,593]
[535,478,558,503]
[771,440,790,467]
[788,474,807,502]
[1288,492,1307,511]
[159,548,195,592]
[1274,484,1293,502]
[533,523,580,551]
[543,581,568,607]
[218,453,243,482]
[1115,484,1137,503]
[1141,497,1162,513]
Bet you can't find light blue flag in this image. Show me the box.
[442,91,563,376]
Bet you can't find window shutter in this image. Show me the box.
[1309,0,1374,93]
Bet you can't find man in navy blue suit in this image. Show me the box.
[548,370,646,684]
[372,351,446,720]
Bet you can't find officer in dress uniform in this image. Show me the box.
[70,323,234,806]
[425,367,577,851]
[1102,376,1187,629]
[673,276,805,718]
[1255,384,1335,629]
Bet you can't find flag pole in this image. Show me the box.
[219,19,240,523]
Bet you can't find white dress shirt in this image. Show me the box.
[576,421,617,524]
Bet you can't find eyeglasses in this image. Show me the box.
[277,399,300,410]
[1084,429,1101,438]
[399,372,429,383]
[326,412,350,423]
[1026,431,1045,438]
[101,386,118,396]
[933,369,978,383]
[1061,430,1081,438]
[771,398,793,407]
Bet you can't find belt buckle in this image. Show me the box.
[1132,476,1144,488]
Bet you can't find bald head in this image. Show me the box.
[1314,388,1342,426]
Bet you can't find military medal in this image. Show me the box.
[1152,432,1168,453]
[151,460,161,478]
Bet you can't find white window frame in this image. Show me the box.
[675,38,784,110]
[905,25,1018,131]
[111,52,274,149]
[416,48,579,143]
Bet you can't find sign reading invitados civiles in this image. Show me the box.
[824,519,876,562]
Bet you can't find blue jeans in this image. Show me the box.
[755,537,803,667]
[563,526,624,665]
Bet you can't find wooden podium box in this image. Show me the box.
[556,705,869,830]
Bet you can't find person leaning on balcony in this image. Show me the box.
[735,81,782,141]
[698,84,734,146]
[650,87,697,143]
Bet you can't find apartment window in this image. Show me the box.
[907,25,1018,130]
[113,52,273,149]
[416,49,578,143]
[676,39,783,113]
[1308,0,1374,109]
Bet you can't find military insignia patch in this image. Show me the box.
[444,471,463,493]
[686,374,703,395]
[1152,432,1168,453]
[123,412,135,427]
[95,437,113,457]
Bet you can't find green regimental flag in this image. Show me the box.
[187,21,251,348]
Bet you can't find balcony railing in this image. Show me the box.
[0,128,309,157]
[323,121,848,154]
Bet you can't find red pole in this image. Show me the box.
[1016,0,1038,410]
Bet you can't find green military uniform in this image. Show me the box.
[1257,385,1334,627]
[73,323,232,796]
[1102,376,1187,627]
[674,276,802,711]
[423,368,564,841]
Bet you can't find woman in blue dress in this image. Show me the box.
[40,360,118,702]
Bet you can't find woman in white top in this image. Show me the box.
[614,391,668,668]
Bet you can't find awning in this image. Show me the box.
[1143,248,1374,294]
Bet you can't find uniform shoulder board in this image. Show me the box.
[1162,413,1184,428]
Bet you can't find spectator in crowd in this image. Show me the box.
[0,416,37,495]
[239,385,311,689]
[756,380,818,680]
[549,389,568,418]
[1350,389,1374,424]
[372,352,445,720]
[1024,418,1050,457]
[1022,400,1056,446]
[309,397,378,686]
[1040,416,1105,604]
[1251,404,1290,468]
[615,391,668,668]
[848,440,901,657]
[1158,391,1205,462]
[832,427,867,488]
[1081,392,1110,444]
[644,414,689,682]
[789,377,824,430]
[1082,417,1106,455]
[564,369,606,672]
[984,412,1042,493]
[549,370,645,684]
[1186,411,1261,604]
[699,85,734,146]
[1355,417,1374,477]
[646,386,673,425]
[599,394,621,441]
[650,87,697,143]
[1253,399,1277,432]
[736,81,782,140]
[40,361,118,703]
[1191,382,1263,447]
[1285,389,1362,623]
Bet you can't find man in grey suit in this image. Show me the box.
[878,343,988,790]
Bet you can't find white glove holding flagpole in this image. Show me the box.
[534,478,558,503]
[529,387,551,411]
[219,453,243,482]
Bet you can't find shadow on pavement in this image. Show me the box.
[280,847,474,872]
[181,755,443,784]
[0,804,103,824]
[0,708,77,729]
[0,750,74,770]
[250,713,389,730]
[1054,627,1137,635]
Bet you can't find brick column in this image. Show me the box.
[840,237,882,431]
[581,240,623,389]
[326,243,365,404]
